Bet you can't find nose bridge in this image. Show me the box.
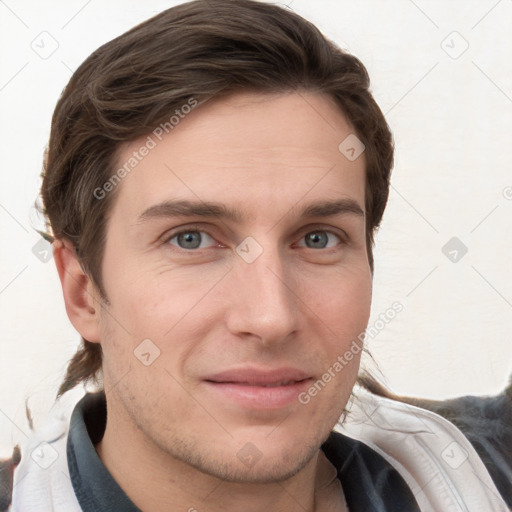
[226,239,299,343]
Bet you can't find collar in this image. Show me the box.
[67,391,420,512]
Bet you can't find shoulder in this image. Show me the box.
[10,395,83,512]
[337,389,509,512]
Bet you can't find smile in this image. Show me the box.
[203,367,313,409]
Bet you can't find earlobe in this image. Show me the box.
[53,239,101,343]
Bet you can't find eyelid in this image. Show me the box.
[161,224,220,248]
[293,226,347,249]
[161,222,350,252]
[295,222,349,241]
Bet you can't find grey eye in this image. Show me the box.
[168,230,216,250]
[302,231,340,249]
[177,231,202,249]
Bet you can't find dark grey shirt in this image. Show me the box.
[67,391,420,511]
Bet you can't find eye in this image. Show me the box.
[297,230,343,250]
[166,229,217,250]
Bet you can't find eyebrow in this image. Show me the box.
[136,198,365,224]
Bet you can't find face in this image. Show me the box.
[94,91,372,483]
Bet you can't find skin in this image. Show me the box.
[54,90,372,512]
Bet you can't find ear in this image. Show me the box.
[53,239,101,343]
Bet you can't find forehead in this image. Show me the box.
[109,91,366,225]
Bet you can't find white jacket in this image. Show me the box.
[337,389,509,511]
[10,388,509,512]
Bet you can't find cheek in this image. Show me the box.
[304,265,372,340]
[101,264,200,336]
[305,268,371,397]
[97,266,222,382]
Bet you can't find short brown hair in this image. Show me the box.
[40,0,394,398]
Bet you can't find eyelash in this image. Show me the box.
[162,225,347,252]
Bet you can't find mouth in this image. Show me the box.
[203,367,313,409]
[211,379,305,387]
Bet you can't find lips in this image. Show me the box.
[203,367,312,409]
[205,367,310,386]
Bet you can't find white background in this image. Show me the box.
[1,0,511,456]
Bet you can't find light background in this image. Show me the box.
[1,0,511,456]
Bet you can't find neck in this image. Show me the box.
[95,417,345,512]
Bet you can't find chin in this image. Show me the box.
[190,439,320,484]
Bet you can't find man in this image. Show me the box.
[9,0,509,510]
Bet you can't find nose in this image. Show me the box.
[225,242,299,346]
